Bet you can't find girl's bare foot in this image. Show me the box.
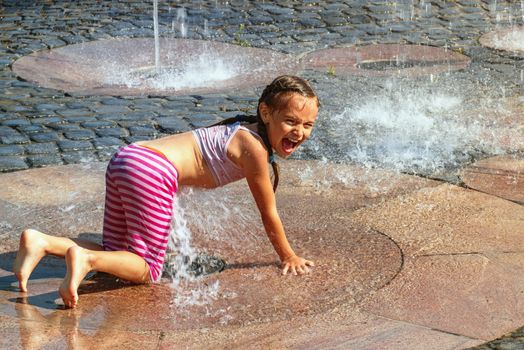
[59,246,93,308]
[13,229,49,292]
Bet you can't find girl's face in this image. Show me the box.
[260,93,319,159]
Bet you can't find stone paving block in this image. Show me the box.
[29,117,62,125]
[57,140,93,152]
[2,105,32,115]
[89,104,131,114]
[93,137,124,149]
[125,136,152,144]
[0,145,23,156]
[61,151,99,164]
[17,125,46,134]
[29,132,59,143]
[97,147,120,161]
[64,129,96,141]
[56,109,92,118]
[81,121,115,129]
[128,125,157,136]
[34,103,65,112]
[27,154,63,167]
[155,117,191,133]
[94,127,128,138]
[0,156,27,172]
[1,119,30,127]
[25,142,58,155]
[99,98,131,106]
[0,134,29,145]
[48,124,81,131]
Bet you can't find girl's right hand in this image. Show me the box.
[281,255,314,276]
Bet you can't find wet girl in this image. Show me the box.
[14,75,320,308]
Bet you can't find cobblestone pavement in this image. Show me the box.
[1,1,524,348]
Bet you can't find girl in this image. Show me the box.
[13,75,320,308]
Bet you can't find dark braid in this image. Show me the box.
[210,75,319,192]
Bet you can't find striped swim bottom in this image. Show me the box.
[102,144,179,282]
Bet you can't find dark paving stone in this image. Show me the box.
[93,137,124,149]
[97,147,121,161]
[64,129,96,140]
[57,140,93,152]
[94,127,128,138]
[155,117,191,133]
[16,125,47,134]
[89,104,131,114]
[129,125,157,136]
[61,150,99,164]
[57,109,92,118]
[65,116,95,123]
[25,142,58,155]
[29,132,60,143]
[35,103,66,112]
[82,120,116,128]
[48,123,82,131]
[1,119,31,127]
[30,117,63,125]
[0,126,18,137]
[126,135,153,144]
[0,145,24,156]
[1,133,30,144]
[0,156,28,172]
[27,154,63,167]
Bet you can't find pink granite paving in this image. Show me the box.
[0,161,522,348]
[479,27,524,53]
[460,155,524,204]
[302,44,470,77]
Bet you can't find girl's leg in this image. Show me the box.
[13,228,103,292]
[59,246,150,308]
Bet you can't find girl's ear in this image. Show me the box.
[259,102,271,124]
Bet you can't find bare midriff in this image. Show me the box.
[136,131,217,188]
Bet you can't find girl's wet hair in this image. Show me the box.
[211,75,319,192]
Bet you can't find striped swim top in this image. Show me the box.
[192,122,262,187]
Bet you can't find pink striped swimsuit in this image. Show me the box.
[102,144,178,282]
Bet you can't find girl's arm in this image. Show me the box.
[239,137,314,275]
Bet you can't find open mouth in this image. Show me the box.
[282,138,299,154]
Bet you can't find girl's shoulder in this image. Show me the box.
[230,124,267,164]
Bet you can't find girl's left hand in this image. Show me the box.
[281,255,314,276]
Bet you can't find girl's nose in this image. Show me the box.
[294,125,304,139]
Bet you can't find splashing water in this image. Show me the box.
[164,187,258,308]
[177,187,258,244]
[165,195,196,286]
[177,7,188,38]
[305,80,510,176]
[105,51,238,91]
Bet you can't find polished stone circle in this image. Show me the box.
[302,44,471,77]
[480,27,524,54]
[11,38,301,96]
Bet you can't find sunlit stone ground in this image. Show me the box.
[1,1,524,349]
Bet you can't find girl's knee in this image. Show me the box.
[20,228,40,242]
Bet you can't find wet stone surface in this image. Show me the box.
[1,0,524,348]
